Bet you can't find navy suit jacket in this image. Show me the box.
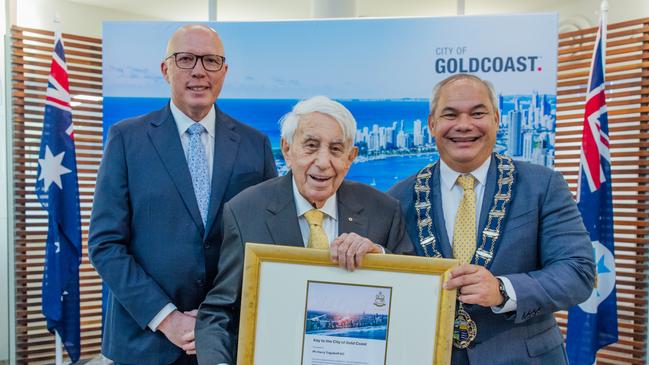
[388,154,595,365]
[88,104,277,365]
[194,173,413,364]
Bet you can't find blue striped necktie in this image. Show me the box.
[186,123,210,226]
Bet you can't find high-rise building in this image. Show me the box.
[396,129,406,149]
[523,132,533,160]
[379,127,387,148]
[508,109,522,156]
[413,119,423,146]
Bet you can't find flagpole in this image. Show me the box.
[601,0,608,52]
[51,13,65,365]
[55,330,63,365]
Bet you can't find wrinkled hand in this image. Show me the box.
[158,309,197,350]
[330,232,383,271]
[181,310,197,355]
[443,264,502,307]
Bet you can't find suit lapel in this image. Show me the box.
[265,174,304,247]
[477,154,498,235]
[204,108,241,235]
[147,105,204,233]
[431,163,453,258]
[337,182,368,237]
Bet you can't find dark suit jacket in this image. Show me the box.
[88,104,277,365]
[194,173,412,364]
[388,154,595,365]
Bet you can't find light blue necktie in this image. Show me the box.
[186,123,210,226]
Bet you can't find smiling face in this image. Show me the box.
[429,78,499,173]
[161,26,228,121]
[281,112,358,208]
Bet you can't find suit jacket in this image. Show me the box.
[88,104,277,365]
[194,173,412,364]
[388,154,595,365]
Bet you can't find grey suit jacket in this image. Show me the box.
[88,104,277,365]
[194,173,412,364]
[388,154,595,365]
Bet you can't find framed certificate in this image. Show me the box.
[237,243,459,365]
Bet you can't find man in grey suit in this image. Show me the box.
[192,96,412,364]
[388,74,595,364]
[88,25,276,365]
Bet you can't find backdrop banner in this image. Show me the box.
[103,14,558,191]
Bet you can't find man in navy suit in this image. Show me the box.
[88,24,276,365]
[388,74,595,364]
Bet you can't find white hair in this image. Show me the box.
[279,96,357,146]
[429,73,499,116]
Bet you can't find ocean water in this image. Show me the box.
[348,153,438,191]
[103,97,435,191]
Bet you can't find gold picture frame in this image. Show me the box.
[237,243,459,365]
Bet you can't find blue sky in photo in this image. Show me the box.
[103,14,558,99]
[307,282,391,315]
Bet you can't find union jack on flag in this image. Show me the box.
[566,8,619,364]
[35,32,82,362]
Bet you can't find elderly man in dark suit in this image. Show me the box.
[388,74,595,364]
[193,96,412,365]
[88,24,276,365]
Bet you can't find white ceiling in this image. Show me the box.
[67,0,209,20]
[65,0,591,21]
[18,0,649,38]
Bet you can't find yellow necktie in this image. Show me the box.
[304,209,329,249]
[453,175,476,263]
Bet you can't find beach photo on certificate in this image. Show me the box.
[301,281,392,365]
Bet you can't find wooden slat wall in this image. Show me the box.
[554,18,649,365]
[8,18,649,365]
[11,26,103,364]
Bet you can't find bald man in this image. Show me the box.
[89,25,277,365]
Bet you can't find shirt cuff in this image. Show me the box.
[148,303,177,331]
[491,276,517,314]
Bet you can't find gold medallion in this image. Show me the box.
[453,304,477,349]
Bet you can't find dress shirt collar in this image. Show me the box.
[170,101,216,139]
[439,155,491,191]
[291,176,338,221]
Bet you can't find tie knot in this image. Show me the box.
[304,209,324,226]
[187,123,205,136]
[457,175,475,191]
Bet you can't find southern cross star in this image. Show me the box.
[37,145,71,191]
[595,254,612,298]
[597,255,612,275]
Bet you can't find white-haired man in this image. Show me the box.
[193,96,412,364]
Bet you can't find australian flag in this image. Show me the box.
[35,32,82,362]
[566,9,619,365]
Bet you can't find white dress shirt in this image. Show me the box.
[147,102,217,331]
[292,177,338,246]
[171,101,216,180]
[439,157,517,313]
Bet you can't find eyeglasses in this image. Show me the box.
[165,52,226,72]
